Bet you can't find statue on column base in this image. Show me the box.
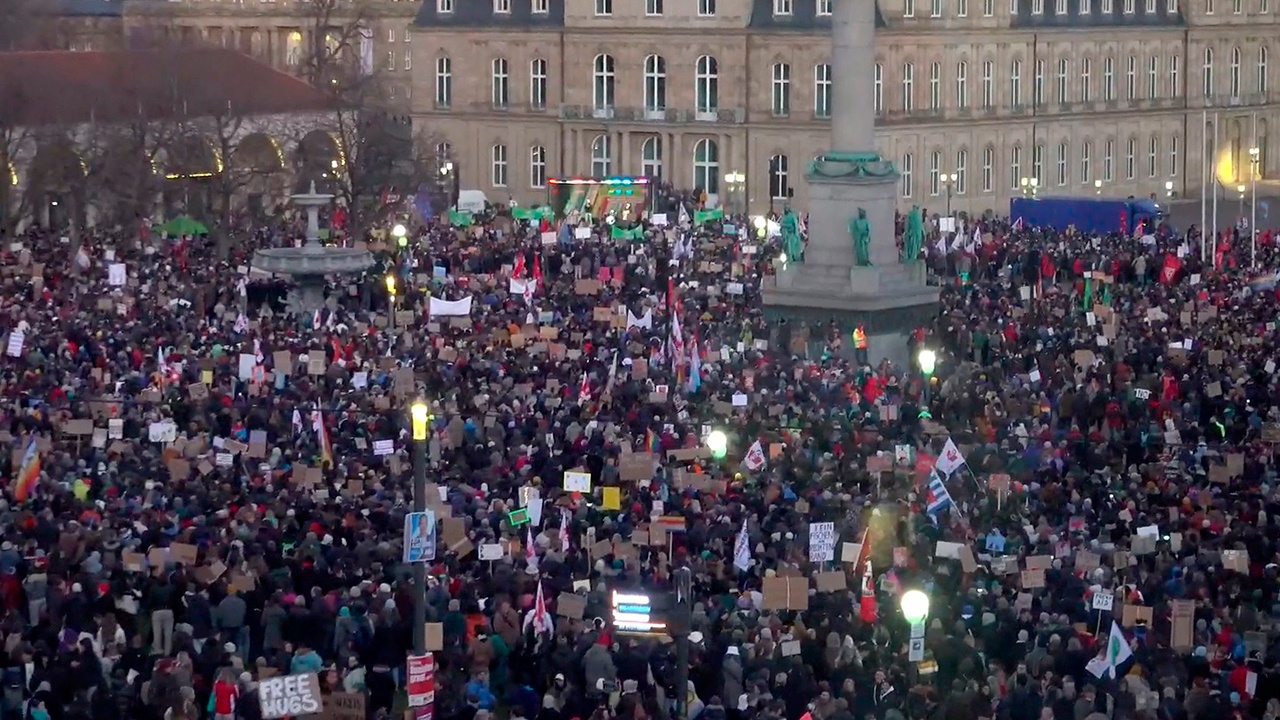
[901,205,925,263]
[849,208,873,267]
[781,206,804,263]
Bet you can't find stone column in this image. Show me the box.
[830,0,877,152]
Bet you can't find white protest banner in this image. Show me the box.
[257,672,322,720]
[428,296,473,317]
[1092,590,1115,611]
[373,439,394,456]
[479,543,504,561]
[563,470,591,493]
[809,522,836,563]
[147,420,177,443]
[5,330,23,358]
[107,263,127,286]
[510,278,537,295]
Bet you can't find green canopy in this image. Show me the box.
[511,206,554,222]
[158,215,208,237]
[610,225,644,241]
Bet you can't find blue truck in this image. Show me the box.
[1010,196,1165,235]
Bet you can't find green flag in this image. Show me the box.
[448,210,474,227]
[1082,277,1094,310]
[610,225,644,241]
[693,208,724,226]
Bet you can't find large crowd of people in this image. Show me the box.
[0,187,1277,720]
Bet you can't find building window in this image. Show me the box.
[1034,59,1045,106]
[1032,0,1043,13]
[817,0,833,14]
[815,63,833,117]
[774,0,793,14]
[1056,58,1068,104]
[693,138,719,193]
[905,0,915,16]
[593,54,615,117]
[1124,0,1134,12]
[530,58,548,110]
[1168,0,1177,10]
[1032,143,1044,183]
[772,62,792,116]
[595,0,612,15]
[646,0,663,15]
[981,146,994,192]
[491,144,508,187]
[928,151,942,196]
[1203,47,1214,98]
[1010,144,1022,189]
[1230,46,1241,97]
[1262,0,1269,12]
[1126,137,1136,179]
[491,58,509,108]
[530,146,546,188]
[902,62,915,111]
[591,135,611,176]
[386,51,394,73]
[1080,141,1092,183]
[956,149,968,193]
[1148,134,1159,177]
[1010,59,1022,106]
[533,0,548,12]
[435,56,452,108]
[1104,56,1115,101]
[1104,140,1114,180]
[403,50,412,71]
[873,63,884,115]
[1081,58,1092,102]
[1147,56,1158,99]
[981,60,994,108]
[1261,46,1269,95]
[644,55,667,113]
[769,154,791,199]
[437,0,453,11]
[1170,54,1180,98]
[1206,0,1213,11]
[958,0,968,16]
[1056,0,1067,12]
[1081,0,1091,10]
[956,61,970,108]
[1170,133,1180,176]
[1055,142,1068,185]
[1233,0,1242,13]
[1126,56,1136,99]
[696,55,719,115]
[901,152,914,197]
[983,0,994,15]
[1146,0,1155,11]
[932,0,943,16]
[929,62,942,110]
[1102,0,1112,10]
[388,29,396,43]
[642,137,663,177]
[699,0,717,13]
[494,0,511,13]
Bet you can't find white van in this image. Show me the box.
[455,190,488,215]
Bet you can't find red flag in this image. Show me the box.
[533,254,543,286]
[1160,254,1182,284]
[855,528,878,623]
[513,253,527,279]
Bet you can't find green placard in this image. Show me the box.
[508,507,530,526]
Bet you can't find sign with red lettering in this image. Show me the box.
[407,654,436,718]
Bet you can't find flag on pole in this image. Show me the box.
[743,440,766,471]
[13,437,41,503]
[577,373,591,406]
[312,409,332,467]
[935,438,967,475]
[525,525,539,570]
[558,508,571,552]
[686,328,702,394]
[604,350,618,399]
[524,580,555,635]
[233,313,249,333]
[855,528,878,623]
[292,409,304,436]
[926,468,954,521]
[157,347,169,376]
[733,519,752,571]
[1086,621,1133,679]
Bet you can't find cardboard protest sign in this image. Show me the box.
[258,672,323,719]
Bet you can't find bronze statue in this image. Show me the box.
[780,206,804,263]
[902,205,925,262]
[849,208,872,266]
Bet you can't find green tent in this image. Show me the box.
[158,215,208,237]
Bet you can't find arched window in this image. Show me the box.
[928,61,941,110]
[1055,142,1068,185]
[981,145,995,192]
[955,61,969,108]
[435,56,452,108]
[591,134,611,177]
[642,137,663,178]
[491,58,509,108]
[644,55,667,114]
[695,55,719,116]
[1230,46,1241,98]
[1103,56,1114,101]
[529,145,547,189]
[815,64,832,117]
[1080,140,1092,184]
[1260,46,1269,95]
[693,138,719,193]
[768,154,790,199]
[1203,46,1215,98]
[1009,144,1022,190]
[771,62,791,116]
[491,144,508,187]
[593,54,615,117]
[928,150,941,195]
[900,152,914,198]
[529,58,548,110]
[873,62,884,114]
[902,62,915,111]
[956,149,968,194]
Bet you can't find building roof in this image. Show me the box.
[414,0,565,28]
[0,48,336,127]
[1010,0,1184,26]
[48,0,125,18]
[747,0,887,30]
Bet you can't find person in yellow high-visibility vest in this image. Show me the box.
[852,325,868,365]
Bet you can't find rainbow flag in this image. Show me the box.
[312,410,332,468]
[13,438,40,503]
[645,428,660,454]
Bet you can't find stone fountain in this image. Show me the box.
[251,182,373,320]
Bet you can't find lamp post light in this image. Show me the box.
[752,214,767,240]
[385,274,397,328]
[409,401,432,656]
[1165,180,1174,199]
[1094,178,1103,195]
[942,173,957,217]
[900,589,930,675]
[1238,184,1247,219]
[918,348,936,406]
[723,171,745,214]
[392,222,407,248]
[706,430,728,460]
[1250,146,1261,267]
[1020,176,1039,198]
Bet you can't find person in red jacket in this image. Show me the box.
[210,668,240,720]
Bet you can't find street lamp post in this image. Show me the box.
[900,589,931,685]
[1250,146,1261,267]
[918,349,936,408]
[706,429,728,460]
[1094,179,1103,195]
[942,173,957,217]
[385,274,397,328]
[1019,177,1039,199]
[410,401,431,656]
[722,172,745,214]
[1165,180,1174,200]
[1238,184,1247,221]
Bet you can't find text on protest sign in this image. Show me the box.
[257,672,322,720]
